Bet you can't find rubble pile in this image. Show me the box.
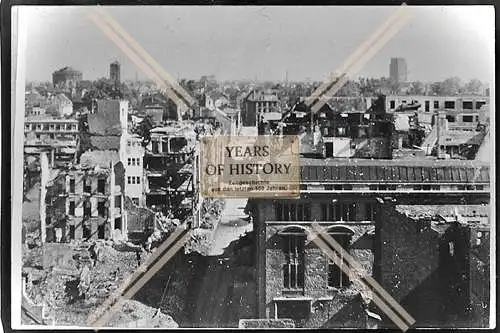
[23,241,144,326]
[107,300,178,328]
[199,198,225,229]
[184,229,213,255]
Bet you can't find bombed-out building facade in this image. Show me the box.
[248,158,490,328]
[41,151,126,243]
[144,124,197,219]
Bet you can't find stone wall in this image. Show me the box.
[375,205,442,301]
[264,221,374,328]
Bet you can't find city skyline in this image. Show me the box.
[20,6,494,83]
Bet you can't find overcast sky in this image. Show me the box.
[18,5,494,83]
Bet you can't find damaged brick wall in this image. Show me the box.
[375,206,442,302]
[263,216,374,327]
[375,204,488,327]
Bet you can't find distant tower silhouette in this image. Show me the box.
[389,57,407,83]
[110,61,121,86]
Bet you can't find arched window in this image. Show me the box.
[327,227,354,288]
[279,227,306,290]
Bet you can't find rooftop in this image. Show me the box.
[53,66,82,75]
[300,158,489,183]
[25,115,78,123]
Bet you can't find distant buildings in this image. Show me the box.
[383,94,489,159]
[140,94,179,124]
[389,58,407,84]
[52,66,82,89]
[110,61,121,86]
[242,90,280,127]
[280,96,393,159]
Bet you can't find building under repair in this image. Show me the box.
[40,150,126,243]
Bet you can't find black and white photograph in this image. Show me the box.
[8,4,495,330]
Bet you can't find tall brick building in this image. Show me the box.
[248,158,490,328]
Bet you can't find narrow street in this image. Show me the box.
[208,198,252,256]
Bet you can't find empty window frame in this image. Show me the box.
[83,201,92,218]
[83,178,91,193]
[446,115,456,123]
[320,202,356,221]
[444,101,456,109]
[97,179,106,194]
[475,101,486,109]
[97,201,106,217]
[69,201,75,216]
[327,228,353,288]
[281,228,306,290]
[69,178,75,193]
[274,202,311,221]
[462,101,473,110]
[462,115,474,123]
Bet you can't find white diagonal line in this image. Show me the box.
[310,222,416,329]
[88,11,185,111]
[306,4,410,107]
[311,233,411,331]
[94,7,196,106]
[311,8,413,114]
[305,4,413,114]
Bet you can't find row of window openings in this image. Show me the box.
[28,133,77,140]
[68,201,107,217]
[446,115,479,123]
[69,178,106,194]
[127,140,141,147]
[306,184,484,191]
[67,219,122,240]
[283,234,351,289]
[412,184,483,191]
[303,184,397,191]
[128,176,141,185]
[25,124,77,131]
[275,203,376,222]
[128,158,141,166]
[390,100,486,111]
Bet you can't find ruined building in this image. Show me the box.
[24,116,79,168]
[280,96,393,159]
[248,158,490,328]
[375,204,490,327]
[40,150,126,243]
[143,124,197,220]
[52,66,82,89]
